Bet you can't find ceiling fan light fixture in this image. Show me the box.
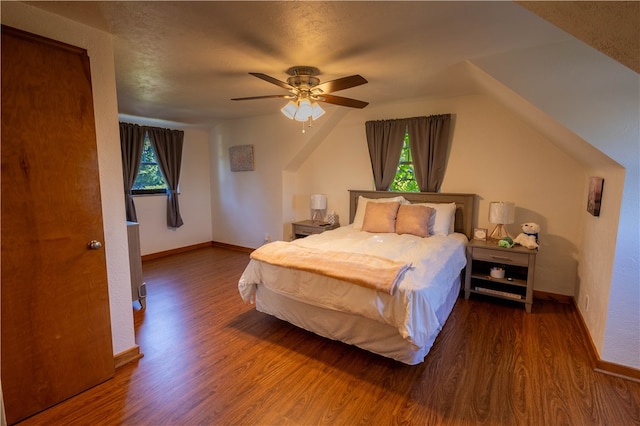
[281,100,298,119]
[236,67,368,129]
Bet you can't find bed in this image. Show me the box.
[238,190,475,364]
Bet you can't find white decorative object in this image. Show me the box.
[488,201,515,240]
[327,212,339,225]
[490,267,505,279]
[513,222,540,249]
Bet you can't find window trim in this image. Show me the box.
[131,188,168,196]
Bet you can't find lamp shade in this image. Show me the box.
[311,102,325,120]
[294,99,313,122]
[489,201,515,224]
[310,193,327,210]
[281,101,297,119]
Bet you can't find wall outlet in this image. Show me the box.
[264,234,271,244]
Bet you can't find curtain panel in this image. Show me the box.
[365,114,451,192]
[119,122,146,222]
[410,114,451,192]
[147,127,185,228]
[365,119,407,190]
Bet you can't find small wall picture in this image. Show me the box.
[229,144,254,172]
[587,176,604,216]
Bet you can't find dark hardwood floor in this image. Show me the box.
[18,246,640,425]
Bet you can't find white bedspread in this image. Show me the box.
[238,225,467,348]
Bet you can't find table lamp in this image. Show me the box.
[310,194,327,223]
[488,201,515,240]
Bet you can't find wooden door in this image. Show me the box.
[1,26,114,424]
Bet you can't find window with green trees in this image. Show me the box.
[390,131,419,192]
[132,135,168,194]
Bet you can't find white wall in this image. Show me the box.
[2,2,135,355]
[119,118,213,256]
[211,113,316,248]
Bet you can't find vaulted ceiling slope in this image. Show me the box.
[23,0,593,126]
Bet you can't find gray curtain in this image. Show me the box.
[147,127,185,228]
[119,122,146,222]
[365,119,407,190]
[409,114,451,192]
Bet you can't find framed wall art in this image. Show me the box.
[229,144,254,172]
[473,227,488,241]
[587,176,604,216]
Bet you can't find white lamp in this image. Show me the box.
[488,201,515,240]
[310,193,327,223]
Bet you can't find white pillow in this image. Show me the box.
[414,202,456,236]
[352,195,407,230]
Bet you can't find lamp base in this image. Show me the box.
[489,224,511,240]
[311,210,324,224]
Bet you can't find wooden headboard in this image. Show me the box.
[349,190,476,239]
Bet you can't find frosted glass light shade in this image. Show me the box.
[281,101,297,119]
[281,99,325,126]
[489,202,515,224]
[294,99,313,122]
[311,102,325,120]
[310,193,327,210]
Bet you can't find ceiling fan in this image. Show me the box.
[231,66,369,123]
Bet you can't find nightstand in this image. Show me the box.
[464,239,537,313]
[292,220,339,239]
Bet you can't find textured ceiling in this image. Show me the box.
[24,1,579,125]
[517,1,640,74]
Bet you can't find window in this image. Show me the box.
[132,134,168,195]
[390,131,419,192]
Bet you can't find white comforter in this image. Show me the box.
[238,225,467,348]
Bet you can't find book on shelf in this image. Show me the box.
[475,286,523,300]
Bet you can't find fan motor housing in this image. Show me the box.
[286,66,320,89]
[287,75,320,89]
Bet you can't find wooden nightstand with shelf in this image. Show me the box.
[292,220,339,239]
[464,239,537,313]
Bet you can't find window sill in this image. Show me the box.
[132,191,181,197]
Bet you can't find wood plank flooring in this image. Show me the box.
[17,246,640,425]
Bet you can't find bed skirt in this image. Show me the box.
[255,273,462,365]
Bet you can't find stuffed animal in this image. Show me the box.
[498,236,514,248]
[513,223,540,249]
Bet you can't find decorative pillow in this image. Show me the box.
[395,204,434,238]
[414,202,456,236]
[352,195,407,230]
[361,201,401,233]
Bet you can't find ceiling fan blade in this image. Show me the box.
[249,72,294,90]
[317,94,369,109]
[231,94,293,101]
[314,75,367,93]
